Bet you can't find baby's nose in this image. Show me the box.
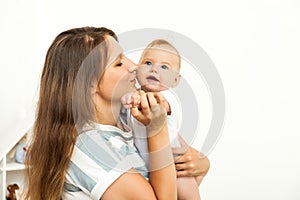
[150,65,158,73]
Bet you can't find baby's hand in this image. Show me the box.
[121,92,141,108]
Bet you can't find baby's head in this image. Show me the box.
[137,39,181,92]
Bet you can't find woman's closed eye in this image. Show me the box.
[116,62,123,67]
[115,58,123,67]
[115,55,124,67]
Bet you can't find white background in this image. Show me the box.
[1,0,300,199]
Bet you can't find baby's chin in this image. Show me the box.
[141,84,168,92]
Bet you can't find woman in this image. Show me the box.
[24,27,209,200]
[25,27,176,200]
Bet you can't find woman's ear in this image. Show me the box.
[90,82,98,95]
[171,74,181,88]
[91,80,101,97]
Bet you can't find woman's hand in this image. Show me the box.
[173,136,210,179]
[132,91,177,199]
[131,91,167,136]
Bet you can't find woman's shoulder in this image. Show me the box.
[69,122,144,172]
[75,122,137,157]
[79,122,133,141]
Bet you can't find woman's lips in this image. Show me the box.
[130,78,137,84]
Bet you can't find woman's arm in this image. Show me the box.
[102,92,176,200]
[147,123,176,199]
[101,168,156,200]
[173,135,210,183]
[132,91,177,199]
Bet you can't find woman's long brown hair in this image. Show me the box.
[24,27,117,200]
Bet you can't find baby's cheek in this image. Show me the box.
[159,77,173,88]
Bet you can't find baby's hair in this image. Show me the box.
[142,39,181,68]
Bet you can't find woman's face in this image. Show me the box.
[97,37,137,102]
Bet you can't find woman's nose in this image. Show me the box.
[125,57,138,73]
[128,64,138,73]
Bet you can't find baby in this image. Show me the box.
[122,39,201,200]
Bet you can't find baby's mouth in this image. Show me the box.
[146,75,159,82]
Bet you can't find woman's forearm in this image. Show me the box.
[147,124,177,200]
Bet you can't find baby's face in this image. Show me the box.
[137,45,180,92]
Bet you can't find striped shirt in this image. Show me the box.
[62,122,147,200]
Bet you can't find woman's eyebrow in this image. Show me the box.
[114,54,122,62]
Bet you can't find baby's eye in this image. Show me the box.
[161,65,169,70]
[145,61,152,66]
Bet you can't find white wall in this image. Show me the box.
[0,0,38,158]
[1,0,300,199]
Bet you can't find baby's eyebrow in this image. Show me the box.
[160,61,171,65]
[141,57,153,62]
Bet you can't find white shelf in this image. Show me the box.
[0,125,31,200]
[1,162,25,172]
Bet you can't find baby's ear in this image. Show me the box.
[171,74,181,88]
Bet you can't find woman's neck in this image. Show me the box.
[96,100,121,126]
